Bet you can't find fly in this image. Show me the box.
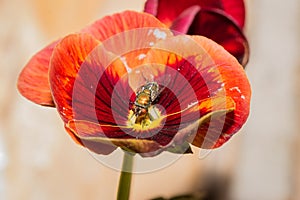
[130,81,160,125]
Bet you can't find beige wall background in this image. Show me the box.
[0,0,300,199]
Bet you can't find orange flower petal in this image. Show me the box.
[49,33,101,122]
[190,105,235,148]
[83,11,171,71]
[18,11,168,106]
[192,96,235,148]
[65,121,117,155]
[17,41,59,106]
[142,35,250,148]
[82,11,168,42]
[191,36,251,140]
[164,96,235,146]
[49,33,133,130]
[66,120,162,155]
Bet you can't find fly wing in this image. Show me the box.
[149,82,159,102]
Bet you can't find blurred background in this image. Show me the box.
[0,0,299,199]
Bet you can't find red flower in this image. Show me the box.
[17,11,251,157]
[144,0,249,67]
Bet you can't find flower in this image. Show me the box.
[144,0,249,67]
[17,11,251,157]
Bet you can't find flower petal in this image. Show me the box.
[66,120,163,156]
[215,0,246,28]
[17,41,59,106]
[188,8,249,66]
[96,26,173,90]
[64,123,116,155]
[168,96,235,148]
[49,33,101,122]
[170,6,200,34]
[144,0,245,28]
[66,96,235,155]
[83,11,172,69]
[49,33,135,138]
[191,35,251,147]
[189,106,235,148]
[82,11,168,42]
[163,96,232,127]
[142,35,250,148]
[49,33,130,145]
[18,11,168,106]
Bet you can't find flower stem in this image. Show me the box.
[117,151,134,200]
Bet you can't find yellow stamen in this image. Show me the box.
[127,106,163,131]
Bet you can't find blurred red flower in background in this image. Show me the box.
[144,0,249,67]
[17,11,251,157]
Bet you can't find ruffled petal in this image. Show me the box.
[49,33,137,140]
[191,35,251,147]
[147,96,231,146]
[164,96,235,148]
[170,6,200,34]
[66,120,163,155]
[18,11,168,106]
[17,41,59,106]
[215,0,245,28]
[188,8,249,66]
[188,105,235,148]
[82,11,168,43]
[144,0,245,28]
[65,96,235,155]
[63,122,116,155]
[49,33,101,122]
[141,35,250,148]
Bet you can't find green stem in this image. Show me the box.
[117,151,134,200]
